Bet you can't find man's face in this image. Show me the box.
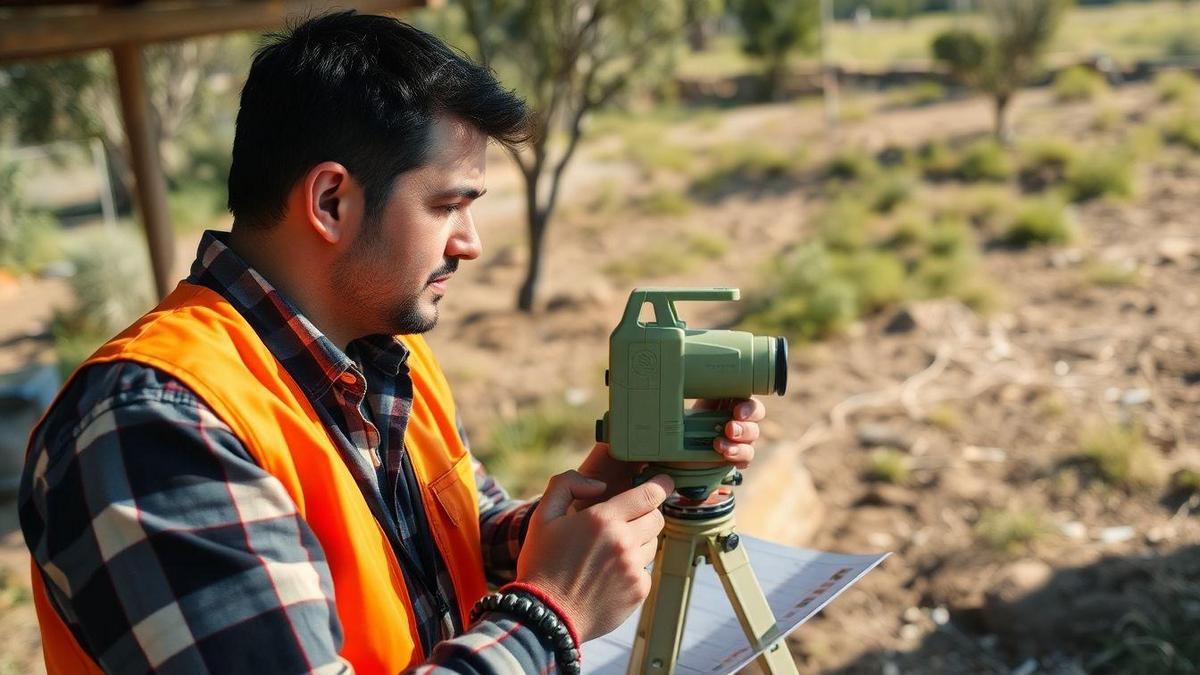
[333,115,487,337]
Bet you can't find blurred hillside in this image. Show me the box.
[1,1,1199,673]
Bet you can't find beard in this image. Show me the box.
[331,227,456,337]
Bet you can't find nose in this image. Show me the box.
[446,212,482,261]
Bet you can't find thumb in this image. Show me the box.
[536,470,606,522]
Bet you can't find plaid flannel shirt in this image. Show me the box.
[19,230,556,673]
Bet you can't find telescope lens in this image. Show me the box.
[774,336,788,396]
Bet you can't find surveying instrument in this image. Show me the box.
[596,288,798,674]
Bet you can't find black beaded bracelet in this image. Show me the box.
[470,590,581,675]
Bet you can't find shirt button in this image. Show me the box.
[339,372,358,385]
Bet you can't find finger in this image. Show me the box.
[629,506,666,542]
[732,398,766,422]
[537,470,606,522]
[714,439,755,464]
[602,473,674,520]
[637,539,659,567]
[724,420,760,443]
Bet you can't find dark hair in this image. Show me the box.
[227,11,530,229]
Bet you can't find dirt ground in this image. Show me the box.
[1,81,1198,673]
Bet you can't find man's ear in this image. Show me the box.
[303,162,360,244]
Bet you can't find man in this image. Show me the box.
[19,12,767,674]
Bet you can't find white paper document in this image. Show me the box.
[583,537,889,675]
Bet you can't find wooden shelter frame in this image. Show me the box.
[0,0,433,298]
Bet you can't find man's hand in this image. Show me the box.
[516,471,674,642]
[572,397,768,510]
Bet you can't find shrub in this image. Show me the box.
[691,142,801,196]
[1018,137,1078,192]
[1053,65,1108,102]
[1066,150,1134,202]
[602,230,727,282]
[926,218,972,258]
[917,141,959,180]
[1154,70,1198,104]
[869,171,916,214]
[911,250,977,299]
[1078,422,1163,489]
[1161,114,1200,152]
[975,508,1050,553]
[1085,260,1139,288]
[168,180,227,232]
[480,399,594,497]
[741,244,860,341]
[956,140,1012,182]
[0,160,63,274]
[813,198,873,252]
[1004,197,1076,247]
[864,448,911,484]
[825,148,877,181]
[51,227,155,374]
[835,251,907,312]
[636,189,694,217]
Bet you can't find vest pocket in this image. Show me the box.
[429,452,476,528]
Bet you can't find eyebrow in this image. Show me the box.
[430,186,487,201]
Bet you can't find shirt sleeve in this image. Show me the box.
[18,362,351,674]
[20,363,564,674]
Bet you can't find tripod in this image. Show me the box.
[626,486,799,674]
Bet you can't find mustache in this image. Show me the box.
[427,259,458,284]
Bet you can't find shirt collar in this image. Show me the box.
[186,230,409,397]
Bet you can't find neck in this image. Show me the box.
[228,223,360,351]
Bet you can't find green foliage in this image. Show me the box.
[1066,150,1134,202]
[691,142,801,196]
[740,243,859,340]
[813,197,873,252]
[1085,260,1139,288]
[931,0,1071,138]
[1053,65,1108,102]
[0,160,62,274]
[975,507,1050,553]
[51,227,155,374]
[1162,113,1200,152]
[602,230,728,282]
[825,148,879,182]
[168,180,228,232]
[477,399,594,497]
[1087,603,1200,675]
[1154,69,1199,103]
[925,404,962,431]
[1018,137,1078,191]
[733,0,820,97]
[1004,197,1076,247]
[1171,467,1200,494]
[869,171,916,214]
[1078,422,1163,489]
[864,448,911,485]
[836,251,907,311]
[635,189,694,217]
[917,140,959,180]
[956,140,1012,182]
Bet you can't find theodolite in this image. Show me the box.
[595,288,798,675]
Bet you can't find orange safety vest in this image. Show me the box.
[30,281,488,674]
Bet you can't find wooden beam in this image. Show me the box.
[112,42,175,300]
[0,0,435,62]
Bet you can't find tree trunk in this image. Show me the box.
[993,92,1012,143]
[516,173,547,312]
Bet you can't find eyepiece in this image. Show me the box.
[773,336,788,396]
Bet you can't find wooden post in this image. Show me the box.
[112,42,176,300]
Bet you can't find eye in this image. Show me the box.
[441,203,461,214]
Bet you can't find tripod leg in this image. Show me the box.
[627,531,702,674]
[709,534,799,675]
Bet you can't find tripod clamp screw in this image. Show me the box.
[719,533,740,552]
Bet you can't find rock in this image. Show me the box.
[856,423,911,450]
[883,308,918,334]
[963,445,1007,463]
[1098,525,1135,544]
[1059,521,1087,540]
[736,442,824,546]
[883,300,975,335]
[1157,237,1196,265]
[1119,388,1151,406]
[1011,658,1038,675]
[930,606,950,625]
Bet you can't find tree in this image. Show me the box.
[458,0,683,311]
[932,0,1071,141]
[733,0,820,100]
